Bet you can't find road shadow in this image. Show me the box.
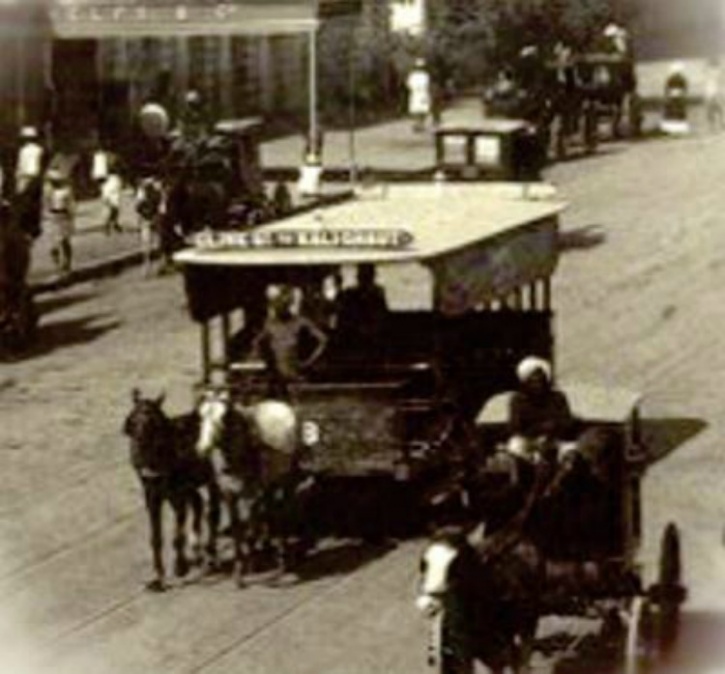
[186,539,397,590]
[293,539,397,583]
[641,417,708,465]
[559,225,607,252]
[542,610,725,674]
[551,145,624,165]
[26,313,121,357]
[34,288,98,316]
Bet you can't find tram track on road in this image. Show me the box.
[0,511,139,595]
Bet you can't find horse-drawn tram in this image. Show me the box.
[172,184,684,671]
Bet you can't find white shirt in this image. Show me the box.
[92,150,109,181]
[15,141,43,192]
[407,69,431,115]
[101,174,122,208]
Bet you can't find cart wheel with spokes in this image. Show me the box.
[649,522,686,656]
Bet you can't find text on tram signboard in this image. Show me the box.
[191,228,415,251]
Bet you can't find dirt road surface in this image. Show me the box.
[2,129,725,673]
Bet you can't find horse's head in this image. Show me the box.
[196,388,232,458]
[416,527,476,618]
[123,389,173,475]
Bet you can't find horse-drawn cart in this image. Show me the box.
[577,52,642,141]
[466,384,686,674]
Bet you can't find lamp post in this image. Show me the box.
[308,25,318,157]
[348,29,358,184]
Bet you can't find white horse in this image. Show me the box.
[196,389,312,586]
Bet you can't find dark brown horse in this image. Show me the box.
[417,525,541,674]
[123,389,222,591]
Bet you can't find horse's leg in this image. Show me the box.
[170,489,190,579]
[143,482,166,592]
[227,493,250,588]
[188,489,204,566]
[612,98,623,138]
[204,480,222,572]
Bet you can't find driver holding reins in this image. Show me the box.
[507,356,577,462]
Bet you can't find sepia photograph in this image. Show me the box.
[0,0,722,672]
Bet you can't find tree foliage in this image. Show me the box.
[427,0,632,87]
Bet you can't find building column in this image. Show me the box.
[176,36,190,102]
[219,35,233,118]
[259,35,273,113]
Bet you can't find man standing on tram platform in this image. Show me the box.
[254,285,328,397]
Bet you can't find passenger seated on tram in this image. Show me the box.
[253,284,327,394]
[336,264,388,352]
[301,271,342,331]
[507,356,576,463]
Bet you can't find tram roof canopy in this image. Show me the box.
[49,0,361,39]
[175,183,566,320]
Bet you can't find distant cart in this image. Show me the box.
[434,120,545,181]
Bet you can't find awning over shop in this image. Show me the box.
[49,0,361,39]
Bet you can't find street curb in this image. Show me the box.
[264,166,435,183]
[30,188,356,296]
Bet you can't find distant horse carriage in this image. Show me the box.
[485,46,640,162]
[0,203,37,353]
[162,118,277,237]
[134,104,291,267]
[577,52,642,141]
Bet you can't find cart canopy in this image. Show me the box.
[175,183,566,321]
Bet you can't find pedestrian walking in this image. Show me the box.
[14,126,45,239]
[134,176,165,277]
[406,58,432,133]
[43,168,75,275]
[98,151,123,234]
[661,62,690,135]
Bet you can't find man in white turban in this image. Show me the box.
[507,356,575,458]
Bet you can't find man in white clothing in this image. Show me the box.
[14,127,45,239]
[407,58,432,132]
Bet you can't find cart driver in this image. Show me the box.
[507,355,577,462]
[254,284,328,395]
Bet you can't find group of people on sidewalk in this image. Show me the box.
[2,126,127,278]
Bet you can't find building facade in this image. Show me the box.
[0,1,382,156]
